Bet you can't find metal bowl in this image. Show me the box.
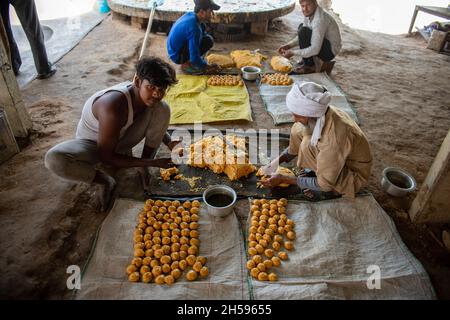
[241,66,261,81]
[203,185,237,218]
[381,167,417,197]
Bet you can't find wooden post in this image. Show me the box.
[0,15,31,138]
[408,5,419,34]
[0,108,20,164]
[409,129,450,223]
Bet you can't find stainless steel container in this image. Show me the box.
[381,167,417,197]
[241,66,261,81]
[203,185,237,218]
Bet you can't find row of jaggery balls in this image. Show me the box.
[207,75,244,87]
[261,73,293,86]
[247,198,296,281]
[126,199,209,284]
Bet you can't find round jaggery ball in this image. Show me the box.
[286,231,296,240]
[268,273,278,281]
[190,238,200,247]
[272,241,281,251]
[247,260,256,270]
[171,252,180,262]
[248,247,257,256]
[142,272,153,283]
[264,259,273,269]
[150,259,160,268]
[171,268,182,279]
[271,256,281,267]
[126,264,137,275]
[171,261,180,270]
[160,255,172,265]
[161,245,171,255]
[132,257,143,268]
[186,255,197,266]
[252,255,263,264]
[152,266,162,277]
[196,256,207,265]
[278,252,289,260]
[134,249,145,258]
[164,275,175,285]
[154,274,165,284]
[264,249,274,258]
[284,241,294,251]
[188,245,198,255]
[258,272,269,281]
[178,259,187,270]
[128,271,140,282]
[257,263,266,272]
[192,200,201,208]
[250,268,260,278]
[161,264,171,274]
[183,201,192,209]
[186,270,198,281]
[193,261,203,272]
[255,244,264,254]
[140,265,151,275]
[199,266,209,277]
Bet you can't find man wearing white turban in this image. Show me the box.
[259,81,373,198]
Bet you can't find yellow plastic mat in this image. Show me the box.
[164,75,253,125]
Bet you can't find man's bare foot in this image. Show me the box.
[293,64,315,74]
[93,171,117,212]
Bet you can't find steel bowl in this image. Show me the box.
[241,66,261,81]
[203,185,237,218]
[381,167,417,197]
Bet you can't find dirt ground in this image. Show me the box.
[1,5,449,299]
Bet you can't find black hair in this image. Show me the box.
[135,56,178,88]
[194,6,204,13]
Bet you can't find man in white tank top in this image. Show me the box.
[278,0,342,75]
[45,57,182,211]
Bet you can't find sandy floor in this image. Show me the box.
[0,6,449,299]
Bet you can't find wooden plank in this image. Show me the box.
[409,129,450,223]
[0,15,31,138]
[0,108,20,164]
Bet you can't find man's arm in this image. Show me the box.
[187,27,207,69]
[95,93,173,169]
[293,19,328,58]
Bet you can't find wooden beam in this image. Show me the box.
[409,129,450,223]
[0,15,31,138]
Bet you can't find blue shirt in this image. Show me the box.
[167,12,207,69]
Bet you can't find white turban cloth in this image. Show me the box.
[286,81,331,147]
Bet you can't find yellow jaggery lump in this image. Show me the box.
[256,166,296,188]
[270,56,293,73]
[230,50,267,69]
[206,54,235,68]
[207,75,243,87]
[160,167,179,182]
[187,135,256,181]
[261,73,293,86]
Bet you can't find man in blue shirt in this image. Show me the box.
[167,0,220,74]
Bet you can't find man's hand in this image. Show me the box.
[277,45,290,55]
[280,50,294,59]
[149,158,175,168]
[258,174,286,188]
[259,163,277,176]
